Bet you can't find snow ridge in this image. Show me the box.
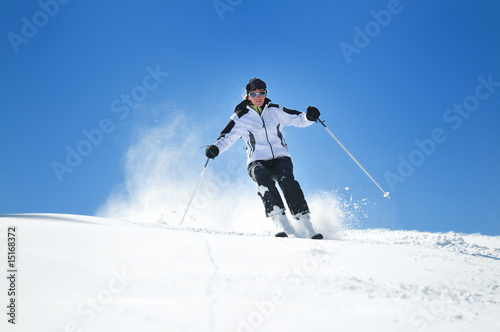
[345,229,500,260]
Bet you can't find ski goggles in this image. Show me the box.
[248,91,267,98]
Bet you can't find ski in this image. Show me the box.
[275,232,324,240]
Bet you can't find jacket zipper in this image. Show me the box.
[259,103,275,159]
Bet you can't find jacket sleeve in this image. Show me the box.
[280,107,315,128]
[213,114,243,154]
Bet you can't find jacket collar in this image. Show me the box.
[235,98,272,115]
[246,97,271,109]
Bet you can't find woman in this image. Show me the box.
[205,78,323,239]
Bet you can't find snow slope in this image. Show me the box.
[0,214,499,332]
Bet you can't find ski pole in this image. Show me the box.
[317,119,390,199]
[180,158,210,226]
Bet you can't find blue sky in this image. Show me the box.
[1,0,499,235]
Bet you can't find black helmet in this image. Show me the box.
[245,78,267,93]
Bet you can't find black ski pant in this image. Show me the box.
[247,157,310,218]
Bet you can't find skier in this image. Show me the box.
[205,78,323,239]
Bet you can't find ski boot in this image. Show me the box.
[271,210,294,238]
[295,213,323,240]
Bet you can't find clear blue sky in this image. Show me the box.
[1,0,499,235]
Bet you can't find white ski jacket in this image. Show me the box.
[214,99,315,165]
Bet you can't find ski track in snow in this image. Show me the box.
[200,234,220,332]
[1,214,499,332]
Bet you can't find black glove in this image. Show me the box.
[306,106,320,122]
[205,145,219,159]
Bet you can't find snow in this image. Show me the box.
[257,185,269,197]
[1,214,499,331]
